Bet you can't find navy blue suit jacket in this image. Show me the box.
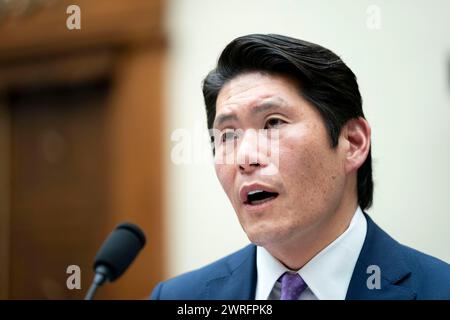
[151,214,450,299]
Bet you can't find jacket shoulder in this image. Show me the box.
[150,244,255,300]
[400,244,450,299]
[349,214,450,300]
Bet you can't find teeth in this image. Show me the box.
[245,189,278,206]
[247,189,264,196]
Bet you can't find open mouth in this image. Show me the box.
[244,190,279,206]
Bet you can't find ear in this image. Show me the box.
[342,117,371,174]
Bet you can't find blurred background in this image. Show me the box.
[0,0,449,299]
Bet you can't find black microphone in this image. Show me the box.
[84,222,146,300]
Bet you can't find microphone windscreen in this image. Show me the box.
[93,222,146,281]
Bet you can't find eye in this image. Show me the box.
[264,118,286,129]
[221,130,238,142]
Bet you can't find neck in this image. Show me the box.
[264,189,358,270]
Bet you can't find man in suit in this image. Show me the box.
[151,34,450,300]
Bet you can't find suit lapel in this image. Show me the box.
[205,244,257,299]
[346,214,416,300]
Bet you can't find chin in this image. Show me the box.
[244,224,290,247]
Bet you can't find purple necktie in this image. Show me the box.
[280,272,307,300]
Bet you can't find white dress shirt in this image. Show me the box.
[255,206,367,300]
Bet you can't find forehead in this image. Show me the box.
[216,72,299,111]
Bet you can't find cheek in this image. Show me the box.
[215,164,234,197]
[278,126,324,177]
[279,131,345,203]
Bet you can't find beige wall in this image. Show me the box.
[164,0,450,278]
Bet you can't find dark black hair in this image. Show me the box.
[202,34,373,210]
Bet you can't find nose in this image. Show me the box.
[239,161,261,174]
[237,129,266,174]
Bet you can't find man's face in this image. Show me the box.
[213,72,349,247]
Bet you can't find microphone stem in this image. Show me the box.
[84,271,107,300]
[84,282,99,300]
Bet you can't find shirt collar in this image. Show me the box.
[255,206,367,300]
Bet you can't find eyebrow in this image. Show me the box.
[213,98,288,128]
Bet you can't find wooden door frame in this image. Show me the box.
[0,0,166,299]
[0,97,11,299]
